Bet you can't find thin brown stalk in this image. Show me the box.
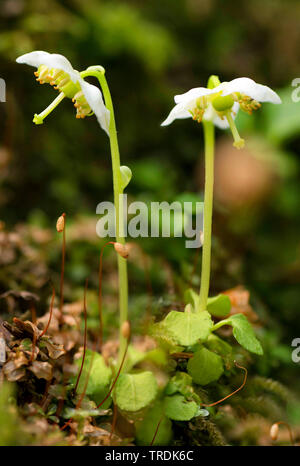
[74,279,88,394]
[170,352,194,359]
[96,339,129,409]
[29,329,37,363]
[61,350,96,432]
[59,213,66,323]
[150,415,164,446]
[39,286,55,338]
[30,304,37,324]
[109,402,118,442]
[55,383,67,418]
[202,361,247,407]
[29,302,37,363]
[98,241,114,351]
[273,421,295,445]
[40,370,53,410]
[75,350,95,410]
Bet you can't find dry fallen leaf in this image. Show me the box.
[42,338,65,360]
[28,361,53,380]
[3,360,26,381]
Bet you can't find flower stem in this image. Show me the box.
[81,68,128,363]
[198,120,215,311]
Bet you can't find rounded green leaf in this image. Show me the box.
[164,394,198,421]
[205,334,233,357]
[71,349,112,407]
[115,371,158,412]
[227,314,263,355]
[187,347,224,385]
[165,372,193,396]
[207,294,231,317]
[163,310,213,346]
[135,402,173,446]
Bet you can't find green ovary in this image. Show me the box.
[211,94,234,112]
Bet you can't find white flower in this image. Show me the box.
[16,51,110,135]
[162,77,281,148]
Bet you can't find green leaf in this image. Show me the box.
[164,394,198,421]
[123,345,145,372]
[70,350,112,407]
[214,314,263,355]
[150,320,184,353]
[205,334,233,357]
[135,402,173,446]
[162,310,213,346]
[115,371,158,412]
[165,372,193,396]
[144,348,168,367]
[230,314,263,355]
[187,347,224,385]
[205,334,234,370]
[207,294,231,317]
[164,372,200,404]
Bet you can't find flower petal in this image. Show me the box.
[80,79,110,135]
[174,87,218,104]
[161,102,192,126]
[16,51,80,84]
[220,77,281,104]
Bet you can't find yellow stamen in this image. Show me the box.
[238,94,261,115]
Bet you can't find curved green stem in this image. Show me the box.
[81,67,128,362]
[198,121,215,311]
[211,319,230,332]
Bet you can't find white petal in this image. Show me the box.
[174,87,218,104]
[16,51,80,84]
[220,77,281,104]
[161,102,192,126]
[80,79,110,136]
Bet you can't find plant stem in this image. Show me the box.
[198,120,215,311]
[81,68,128,363]
[211,318,230,332]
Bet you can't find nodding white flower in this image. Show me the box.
[162,76,281,149]
[16,51,110,135]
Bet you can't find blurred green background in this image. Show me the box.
[0,0,300,387]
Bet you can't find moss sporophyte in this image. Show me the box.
[162,75,281,311]
[16,51,130,362]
